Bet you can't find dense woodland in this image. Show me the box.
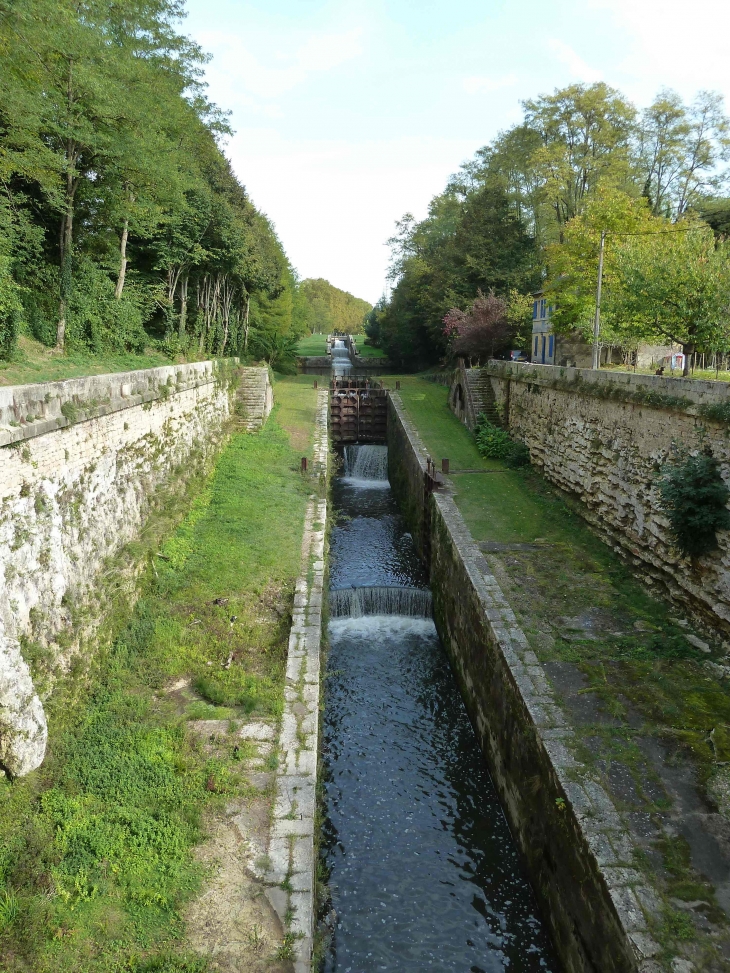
[0,0,370,370]
[298,278,371,335]
[371,83,730,371]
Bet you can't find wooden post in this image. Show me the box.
[313,379,318,389]
[301,457,308,473]
[396,380,401,390]
[442,458,449,474]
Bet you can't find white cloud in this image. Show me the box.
[546,39,603,84]
[462,73,518,95]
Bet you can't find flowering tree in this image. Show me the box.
[443,290,512,361]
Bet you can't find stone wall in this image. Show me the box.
[387,392,663,973]
[0,361,269,775]
[457,361,730,631]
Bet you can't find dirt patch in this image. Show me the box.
[182,716,291,972]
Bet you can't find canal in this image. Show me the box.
[320,444,560,971]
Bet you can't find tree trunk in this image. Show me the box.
[682,341,695,377]
[115,217,129,299]
[243,294,251,353]
[178,274,188,342]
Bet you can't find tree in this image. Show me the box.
[612,222,730,373]
[639,90,730,219]
[443,290,512,361]
[523,83,637,234]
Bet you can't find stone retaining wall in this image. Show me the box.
[466,362,730,631]
[0,361,268,776]
[387,392,663,973]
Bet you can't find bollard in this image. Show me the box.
[301,457,308,473]
[442,458,450,474]
[313,379,318,389]
[396,380,400,390]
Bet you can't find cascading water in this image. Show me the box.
[331,338,352,377]
[321,445,559,971]
[329,585,432,619]
[341,443,388,487]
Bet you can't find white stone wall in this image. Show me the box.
[0,363,242,774]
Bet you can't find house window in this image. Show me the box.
[532,301,538,319]
[541,334,546,362]
[540,299,547,318]
[534,336,539,357]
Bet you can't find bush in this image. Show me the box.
[475,416,513,459]
[474,415,531,469]
[659,452,730,557]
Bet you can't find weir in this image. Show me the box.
[320,443,559,971]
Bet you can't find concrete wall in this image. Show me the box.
[387,392,662,973]
[458,361,730,631]
[0,361,269,775]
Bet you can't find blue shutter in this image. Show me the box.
[548,335,554,358]
[532,301,538,319]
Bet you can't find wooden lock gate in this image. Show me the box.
[329,378,388,443]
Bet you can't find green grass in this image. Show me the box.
[296,334,328,357]
[0,376,318,972]
[0,336,186,388]
[352,342,385,358]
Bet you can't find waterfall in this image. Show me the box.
[342,444,388,486]
[331,338,352,373]
[330,585,433,619]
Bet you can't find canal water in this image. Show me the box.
[320,445,559,972]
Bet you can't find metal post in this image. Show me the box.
[442,458,450,474]
[591,229,606,370]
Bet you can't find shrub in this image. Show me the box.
[659,452,730,558]
[474,415,531,468]
[475,416,513,459]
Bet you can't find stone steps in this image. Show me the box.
[466,370,502,425]
[234,368,273,431]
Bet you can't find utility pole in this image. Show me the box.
[591,229,606,370]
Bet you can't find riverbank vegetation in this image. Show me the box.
[0,1,373,378]
[298,279,371,336]
[373,84,730,373]
[0,375,318,971]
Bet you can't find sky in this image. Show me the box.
[183,0,730,305]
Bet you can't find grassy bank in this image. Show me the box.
[0,336,187,388]
[0,375,318,972]
[351,343,385,358]
[296,334,328,357]
[388,373,730,961]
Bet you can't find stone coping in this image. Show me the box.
[388,390,667,972]
[486,358,730,413]
[0,360,237,447]
[264,389,328,972]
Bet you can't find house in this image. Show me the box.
[530,292,593,368]
[529,292,677,370]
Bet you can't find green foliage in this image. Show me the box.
[474,415,530,467]
[659,452,730,557]
[0,0,300,361]
[298,279,371,335]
